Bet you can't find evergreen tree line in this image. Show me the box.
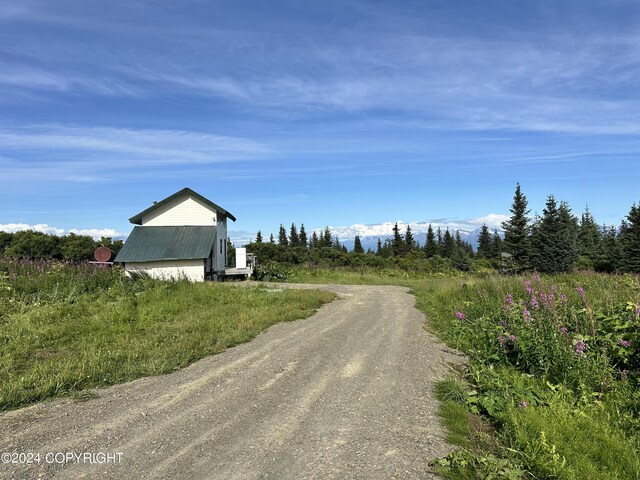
[247,222,478,271]
[248,186,640,274]
[258,223,351,252]
[501,183,640,274]
[0,230,123,262]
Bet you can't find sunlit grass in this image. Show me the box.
[0,261,335,410]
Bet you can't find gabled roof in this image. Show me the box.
[128,187,236,224]
[114,226,217,263]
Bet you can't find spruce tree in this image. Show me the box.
[380,239,393,258]
[299,224,308,248]
[558,201,579,269]
[376,238,383,256]
[424,224,437,258]
[502,183,531,272]
[392,222,404,257]
[437,227,443,249]
[451,242,471,271]
[531,195,577,273]
[269,233,275,244]
[322,227,333,248]
[578,207,601,261]
[278,224,288,246]
[442,229,455,258]
[531,196,558,272]
[621,203,640,273]
[310,231,319,249]
[597,225,621,272]
[404,225,415,252]
[353,235,364,254]
[455,230,463,249]
[491,229,502,259]
[255,230,263,243]
[333,235,342,251]
[477,224,492,258]
[289,223,299,247]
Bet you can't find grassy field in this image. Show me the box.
[280,265,640,479]
[281,265,464,285]
[0,260,335,410]
[3,259,639,478]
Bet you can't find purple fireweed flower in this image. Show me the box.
[525,281,533,295]
[575,339,586,356]
[533,273,541,283]
[577,287,586,299]
[505,294,514,307]
[455,311,466,321]
[618,339,631,347]
[509,334,516,343]
[519,400,528,408]
[523,309,532,323]
[560,294,568,306]
[551,284,558,293]
[498,335,507,345]
[530,297,539,309]
[500,321,509,329]
[559,326,569,336]
[540,292,548,307]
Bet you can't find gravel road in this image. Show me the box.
[0,284,464,480]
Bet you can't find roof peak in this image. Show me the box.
[128,187,236,224]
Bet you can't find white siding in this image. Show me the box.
[136,192,230,273]
[142,196,217,226]
[125,260,205,282]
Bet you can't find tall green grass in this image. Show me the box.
[414,273,640,479]
[0,260,335,410]
[279,267,640,479]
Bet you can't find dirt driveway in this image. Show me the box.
[0,284,463,479]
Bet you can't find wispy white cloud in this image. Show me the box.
[2,2,640,135]
[0,223,125,240]
[0,125,271,162]
[0,124,273,183]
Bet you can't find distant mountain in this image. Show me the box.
[340,226,504,252]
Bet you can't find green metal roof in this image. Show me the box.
[128,187,236,224]
[114,226,217,263]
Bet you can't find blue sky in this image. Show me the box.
[1,0,639,244]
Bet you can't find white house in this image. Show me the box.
[114,188,236,282]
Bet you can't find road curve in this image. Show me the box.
[0,284,464,480]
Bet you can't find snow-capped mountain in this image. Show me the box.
[322,216,508,252]
[340,226,502,252]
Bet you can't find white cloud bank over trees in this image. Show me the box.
[0,223,124,240]
[321,214,509,240]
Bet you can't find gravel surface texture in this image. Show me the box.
[0,283,464,480]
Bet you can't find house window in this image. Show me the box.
[220,239,223,255]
